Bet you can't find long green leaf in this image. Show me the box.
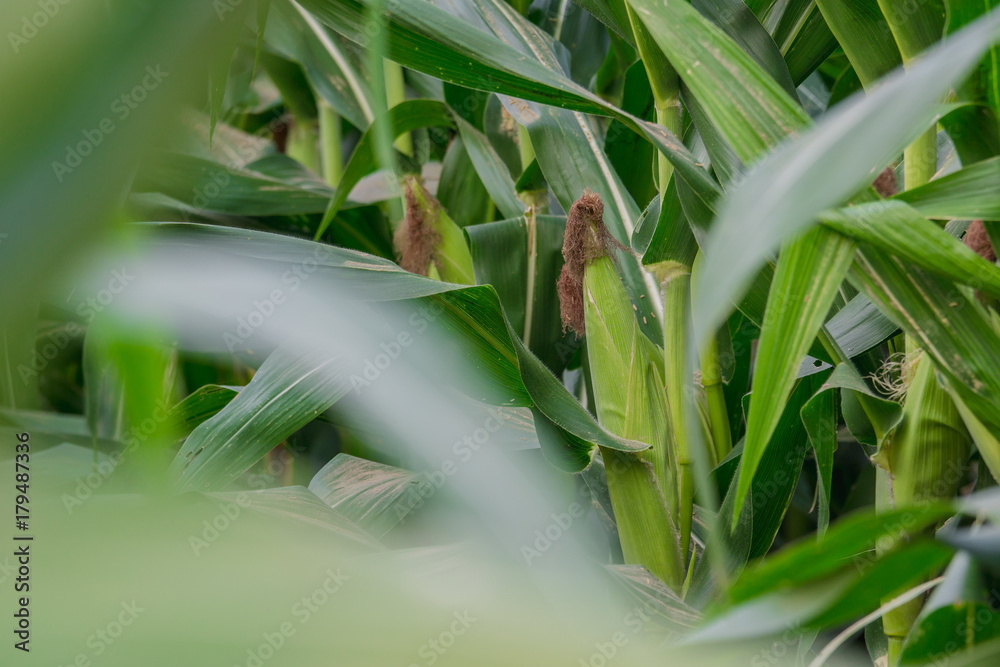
[296,0,722,206]
[693,10,1000,339]
[153,223,648,482]
[733,227,857,527]
[814,0,901,87]
[819,200,1000,298]
[894,155,1000,220]
[308,454,428,537]
[851,248,1000,435]
[627,0,809,164]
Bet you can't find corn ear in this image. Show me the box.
[585,256,676,500]
[886,355,971,508]
[584,254,685,590]
[397,175,476,285]
[880,353,972,660]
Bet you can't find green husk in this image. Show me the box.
[559,191,684,591]
[879,353,972,662]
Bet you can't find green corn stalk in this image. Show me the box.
[626,0,719,561]
[691,253,732,465]
[396,175,475,285]
[286,118,320,174]
[651,259,695,560]
[383,60,412,157]
[319,100,343,187]
[873,3,953,650]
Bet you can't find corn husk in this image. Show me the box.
[880,353,972,659]
[558,191,684,590]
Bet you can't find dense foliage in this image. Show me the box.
[5,0,1000,664]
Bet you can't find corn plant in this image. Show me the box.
[7,0,1000,665]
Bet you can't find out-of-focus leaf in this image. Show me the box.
[806,539,955,628]
[266,0,375,130]
[0,0,247,324]
[170,384,242,437]
[171,345,351,492]
[729,503,955,603]
[607,564,702,631]
[135,151,332,216]
[901,552,1000,663]
[206,486,383,549]
[153,223,649,481]
[308,453,428,538]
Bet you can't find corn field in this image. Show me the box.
[3,0,1000,665]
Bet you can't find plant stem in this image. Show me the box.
[883,113,939,665]
[700,337,731,465]
[319,101,343,188]
[660,264,694,560]
[383,59,412,156]
[287,119,320,174]
[692,253,732,466]
[627,2,702,564]
[904,128,936,192]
